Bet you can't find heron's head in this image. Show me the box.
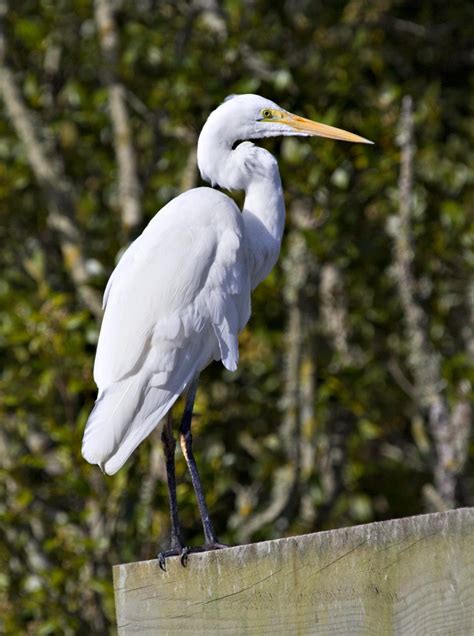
[206,93,373,144]
[197,94,372,188]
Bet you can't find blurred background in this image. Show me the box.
[1,0,473,632]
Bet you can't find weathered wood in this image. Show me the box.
[114,508,474,634]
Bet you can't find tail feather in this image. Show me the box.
[82,333,216,475]
[82,374,178,475]
[102,386,180,475]
[82,375,143,465]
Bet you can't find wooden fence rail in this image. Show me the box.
[114,508,474,634]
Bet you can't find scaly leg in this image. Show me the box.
[157,411,186,571]
[179,375,226,551]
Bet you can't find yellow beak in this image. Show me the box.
[280,112,373,144]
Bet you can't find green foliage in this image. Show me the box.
[1,0,473,632]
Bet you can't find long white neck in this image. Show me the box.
[242,166,285,288]
[197,120,285,289]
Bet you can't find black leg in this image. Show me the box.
[162,411,183,549]
[158,411,186,571]
[179,375,224,549]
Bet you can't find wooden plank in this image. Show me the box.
[113,508,474,635]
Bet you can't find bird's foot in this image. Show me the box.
[158,541,228,571]
[181,541,228,559]
[204,541,228,551]
[158,545,190,572]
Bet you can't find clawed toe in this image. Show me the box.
[157,546,189,572]
[158,551,168,572]
[206,541,228,551]
[180,541,228,557]
[158,540,228,571]
[180,546,190,567]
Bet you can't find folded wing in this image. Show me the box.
[82,188,251,474]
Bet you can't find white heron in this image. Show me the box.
[82,94,371,568]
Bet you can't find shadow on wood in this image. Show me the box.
[114,508,474,634]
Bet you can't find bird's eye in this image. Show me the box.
[261,108,273,120]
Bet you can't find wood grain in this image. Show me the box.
[114,508,474,635]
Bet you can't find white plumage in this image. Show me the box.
[82,188,250,474]
[82,94,371,476]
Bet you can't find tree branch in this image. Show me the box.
[179,144,198,193]
[94,0,143,237]
[390,96,470,507]
[320,263,359,366]
[0,2,101,317]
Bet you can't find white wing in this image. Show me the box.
[82,187,251,474]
